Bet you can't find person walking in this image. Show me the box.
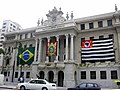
[18,75,24,83]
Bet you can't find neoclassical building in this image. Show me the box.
[1,7,120,88]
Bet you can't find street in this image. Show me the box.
[0,84,120,90]
[0,86,120,90]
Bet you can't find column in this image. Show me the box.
[70,34,74,61]
[11,49,16,82]
[46,37,50,62]
[65,34,69,61]
[34,38,38,62]
[38,38,42,63]
[55,36,59,62]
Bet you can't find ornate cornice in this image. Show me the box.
[43,7,66,26]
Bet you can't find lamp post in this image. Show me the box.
[11,41,22,82]
[19,47,23,77]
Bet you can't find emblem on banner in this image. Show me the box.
[47,42,57,56]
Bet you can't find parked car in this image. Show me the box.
[16,79,56,90]
[67,82,101,90]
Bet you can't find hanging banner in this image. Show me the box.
[17,47,35,65]
[47,42,57,56]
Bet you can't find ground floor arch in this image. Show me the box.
[58,71,64,87]
[48,71,54,83]
[39,71,45,79]
[74,71,77,86]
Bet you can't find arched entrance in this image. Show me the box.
[74,71,77,86]
[39,71,45,79]
[58,71,64,87]
[48,71,54,83]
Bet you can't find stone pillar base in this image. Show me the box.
[31,62,38,78]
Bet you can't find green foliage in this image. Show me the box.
[0,48,5,54]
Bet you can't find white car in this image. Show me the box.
[16,79,57,90]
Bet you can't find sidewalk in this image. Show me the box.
[0,85,16,89]
[0,82,16,90]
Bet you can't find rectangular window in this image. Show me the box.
[89,22,94,29]
[4,72,7,76]
[1,33,5,36]
[109,34,114,39]
[3,23,6,25]
[81,24,85,30]
[81,71,86,79]
[26,72,30,78]
[2,26,6,28]
[1,37,4,39]
[21,72,24,77]
[2,30,5,32]
[98,21,103,27]
[81,38,85,45]
[15,72,18,78]
[99,35,104,39]
[107,19,112,26]
[111,70,118,79]
[13,25,16,28]
[20,35,22,39]
[90,71,96,79]
[100,71,106,79]
[24,45,27,48]
[30,33,33,38]
[90,37,94,40]
[25,34,27,39]
[29,44,33,47]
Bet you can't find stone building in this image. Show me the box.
[1,7,120,88]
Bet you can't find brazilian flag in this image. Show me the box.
[17,47,35,65]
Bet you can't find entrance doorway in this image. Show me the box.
[74,71,77,86]
[58,71,64,87]
[39,71,44,79]
[48,71,54,83]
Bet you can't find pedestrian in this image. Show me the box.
[20,76,24,83]
[18,75,24,83]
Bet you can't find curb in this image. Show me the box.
[0,85,16,89]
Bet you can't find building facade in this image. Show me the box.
[0,20,22,43]
[0,20,22,76]
[1,7,120,88]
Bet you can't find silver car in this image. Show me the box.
[16,79,56,90]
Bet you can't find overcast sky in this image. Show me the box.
[0,0,120,29]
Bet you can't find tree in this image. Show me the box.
[0,48,4,55]
[0,48,5,74]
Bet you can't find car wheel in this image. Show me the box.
[20,86,26,90]
[42,87,48,90]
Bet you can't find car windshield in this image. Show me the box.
[29,80,36,84]
[87,83,99,87]
[79,83,86,88]
[87,83,94,87]
[29,80,46,84]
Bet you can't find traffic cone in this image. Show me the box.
[15,87,18,90]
